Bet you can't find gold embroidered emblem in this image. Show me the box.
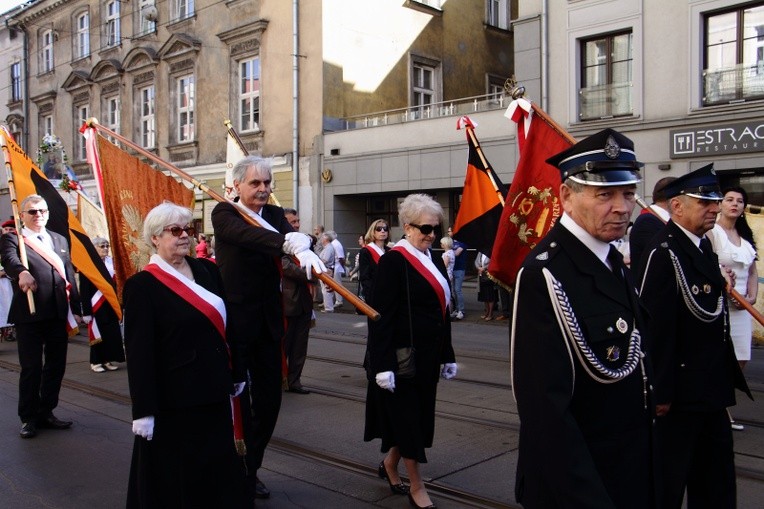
[606,345,621,362]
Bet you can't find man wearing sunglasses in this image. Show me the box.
[212,156,325,502]
[511,130,656,508]
[0,195,82,439]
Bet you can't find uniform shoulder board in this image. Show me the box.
[525,241,561,268]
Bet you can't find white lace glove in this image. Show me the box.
[294,250,326,279]
[81,315,92,325]
[232,382,246,397]
[441,363,458,380]
[375,371,395,392]
[282,232,312,255]
[132,416,155,440]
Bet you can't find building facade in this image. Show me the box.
[2,0,515,244]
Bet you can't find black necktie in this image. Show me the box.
[608,245,624,283]
[699,236,715,261]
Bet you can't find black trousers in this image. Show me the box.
[16,319,68,422]
[657,408,736,508]
[284,312,311,390]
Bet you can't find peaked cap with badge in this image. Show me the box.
[546,128,643,186]
[660,163,723,201]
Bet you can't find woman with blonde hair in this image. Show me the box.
[364,194,456,509]
[359,219,390,305]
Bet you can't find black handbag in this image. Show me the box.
[395,262,416,379]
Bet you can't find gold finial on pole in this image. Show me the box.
[504,75,526,100]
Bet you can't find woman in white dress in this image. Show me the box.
[709,186,757,431]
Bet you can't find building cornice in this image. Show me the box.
[9,0,76,26]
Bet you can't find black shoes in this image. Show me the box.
[253,477,270,499]
[408,493,436,509]
[19,422,36,439]
[37,414,73,430]
[287,387,311,395]
[378,460,410,495]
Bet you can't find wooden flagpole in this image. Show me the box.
[464,126,505,207]
[0,130,35,314]
[85,119,379,320]
[637,195,764,327]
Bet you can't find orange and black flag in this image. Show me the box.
[0,126,121,319]
[94,134,194,297]
[488,102,574,288]
[451,116,507,256]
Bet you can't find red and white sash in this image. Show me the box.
[142,255,245,453]
[392,239,450,317]
[22,231,78,336]
[364,243,385,264]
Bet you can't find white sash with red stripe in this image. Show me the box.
[365,243,385,264]
[22,232,78,335]
[392,239,450,316]
[143,255,226,336]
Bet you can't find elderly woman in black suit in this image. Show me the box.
[124,202,247,508]
[364,194,457,509]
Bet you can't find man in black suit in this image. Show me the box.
[281,208,314,394]
[638,164,751,508]
[212,156,324,501]
[0,195,82,438]
[511,129,656,508]
[629,176,675,271]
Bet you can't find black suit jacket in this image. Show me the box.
[511,222,653,509]
[638,220,751,411]
[123,257,237,419]
[629,211,665,272]
[281,255,313,317]
[0,230,81,323]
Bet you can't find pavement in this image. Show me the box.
[0,280,761,508]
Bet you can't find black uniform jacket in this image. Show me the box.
[512,223,653,509]
[629,211,665,272]
[358,244,389,306]
[281,255,313,318]
[123,257,237,420]
[0,231,81,323]
[638,220,751,411]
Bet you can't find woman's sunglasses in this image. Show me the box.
[163,226,196,237]
[375,226,389,232]
[409,223,437,235]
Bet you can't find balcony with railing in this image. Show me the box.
[578,82,632,121]
[328,93,508,132]
[703,62,764,105]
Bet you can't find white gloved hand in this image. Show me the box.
[294,250,326,279]
[82,315,92,325]
[282,232,312,255]
[232,382,246,397]
[441,363,458,380]
[132,416,155,440]
[375,371,396,392]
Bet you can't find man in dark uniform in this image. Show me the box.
[638,164,751,508]
[0,195,82,438]
[511,129,655,508]
[629,176,675,271]
[212,156,324,501]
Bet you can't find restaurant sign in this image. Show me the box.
[670,120,764,158]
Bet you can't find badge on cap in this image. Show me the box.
[606,345,621,362]
[604,135,620,159]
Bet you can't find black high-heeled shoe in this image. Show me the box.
[408,492,436,509]
[378,460,410,495]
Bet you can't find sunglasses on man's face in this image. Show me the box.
[163,226,196,238]
[375,226,389,232]
[24,208,48,216]
[409,223,438,235]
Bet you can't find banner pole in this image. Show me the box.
[0,130,36,314]
[85,119,379,320]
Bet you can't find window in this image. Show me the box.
[140,85,155,148]
[239,57,260,132]
[177,75,195,142]
[40,29,54,73]
[703,4,764,105]
[9,122,22,150]
[138,0,157,35]
[10,62,22,102]
[76,105,89,160]
[173,0,195,21]
[487,0,509,30]
[40,114,53,141]
[579,31,633,120]
[105,1,120,47]
[411,59,440,119]
[75,12,90,58]
[105,96,120,133]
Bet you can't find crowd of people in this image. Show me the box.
[0,138,759,508]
